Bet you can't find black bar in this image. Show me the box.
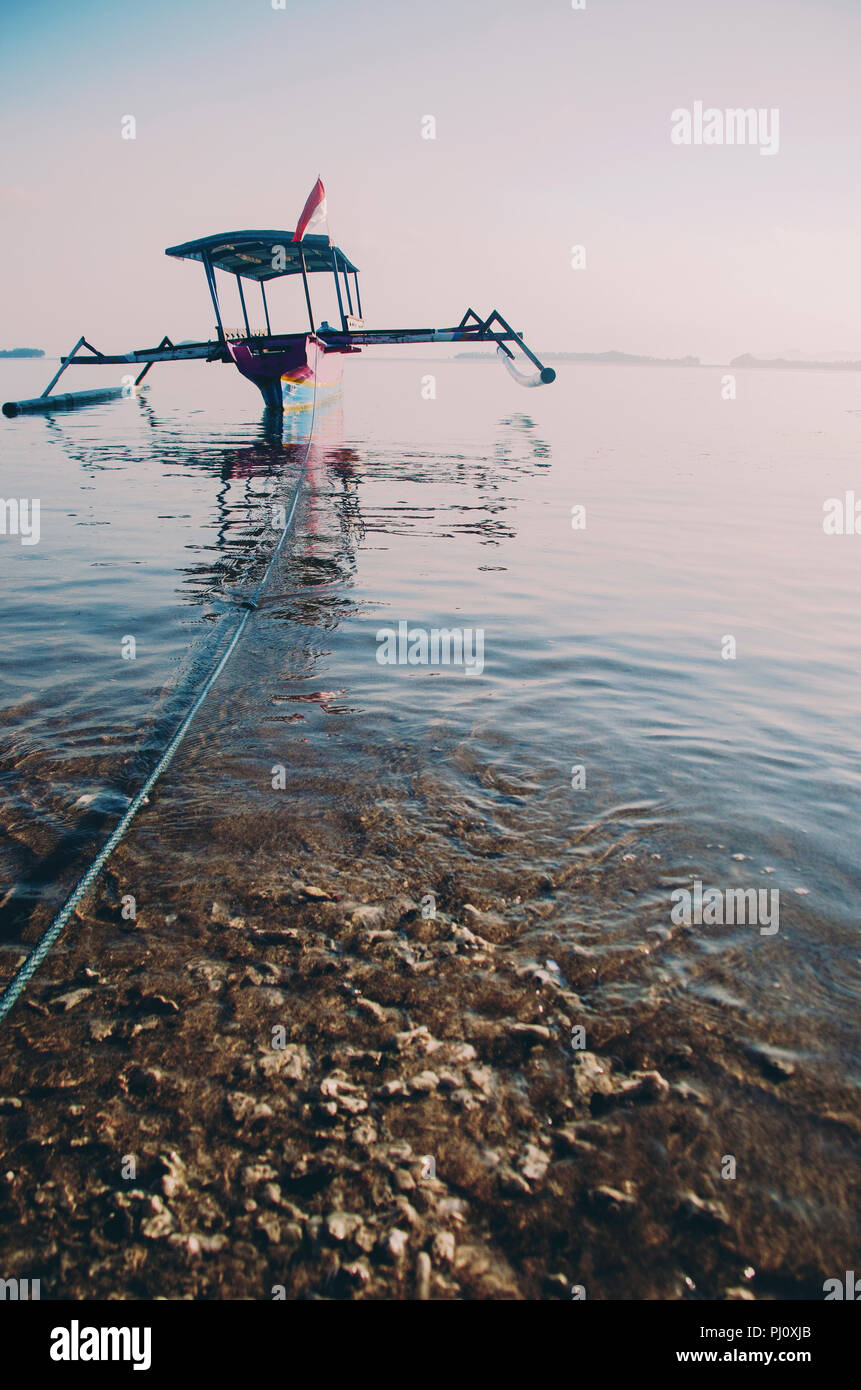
[4,1298,854,1374]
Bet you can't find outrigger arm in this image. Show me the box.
[1,334,230,416]
[317,307,556,385]
[2,307,553,418]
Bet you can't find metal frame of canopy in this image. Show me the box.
[165,231,363,339]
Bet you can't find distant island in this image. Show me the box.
[457,348,861,371]
[0,348,45,358]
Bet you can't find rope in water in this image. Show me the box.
[0,386,316,1024]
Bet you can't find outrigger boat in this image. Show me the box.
[3,211,555,419]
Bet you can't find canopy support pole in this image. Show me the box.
[353,272,362,319]
[202,254,225,343]
[299,249,315,332]
[260,282,272,335]
[342,258,354,315]
[235,274,251,338]
[331,248,347,331]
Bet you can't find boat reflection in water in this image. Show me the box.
[217,394,365,604]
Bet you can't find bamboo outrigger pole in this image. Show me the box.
[1,336,146,417]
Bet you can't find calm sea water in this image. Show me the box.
[1,355,859,1080]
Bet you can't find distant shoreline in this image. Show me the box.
[456,350,861,371]
[0,348,45,358]
[728,353,861,372]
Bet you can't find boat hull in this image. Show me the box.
[228,334,356,411]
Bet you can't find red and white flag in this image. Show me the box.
[292,178,329,243]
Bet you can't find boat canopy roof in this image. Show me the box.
[164,231,358,281]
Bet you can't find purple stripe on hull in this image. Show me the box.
[228,334,356,410]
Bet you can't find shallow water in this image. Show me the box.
[2,355,859,1073]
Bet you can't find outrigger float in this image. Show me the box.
[2,226,555,419]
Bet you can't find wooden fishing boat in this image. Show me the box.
[3,219,555,418]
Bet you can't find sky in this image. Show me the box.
[1,0,859,361]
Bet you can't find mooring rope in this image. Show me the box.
[0,383,317,1024]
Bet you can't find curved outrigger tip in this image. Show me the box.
[496,344,556,389]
